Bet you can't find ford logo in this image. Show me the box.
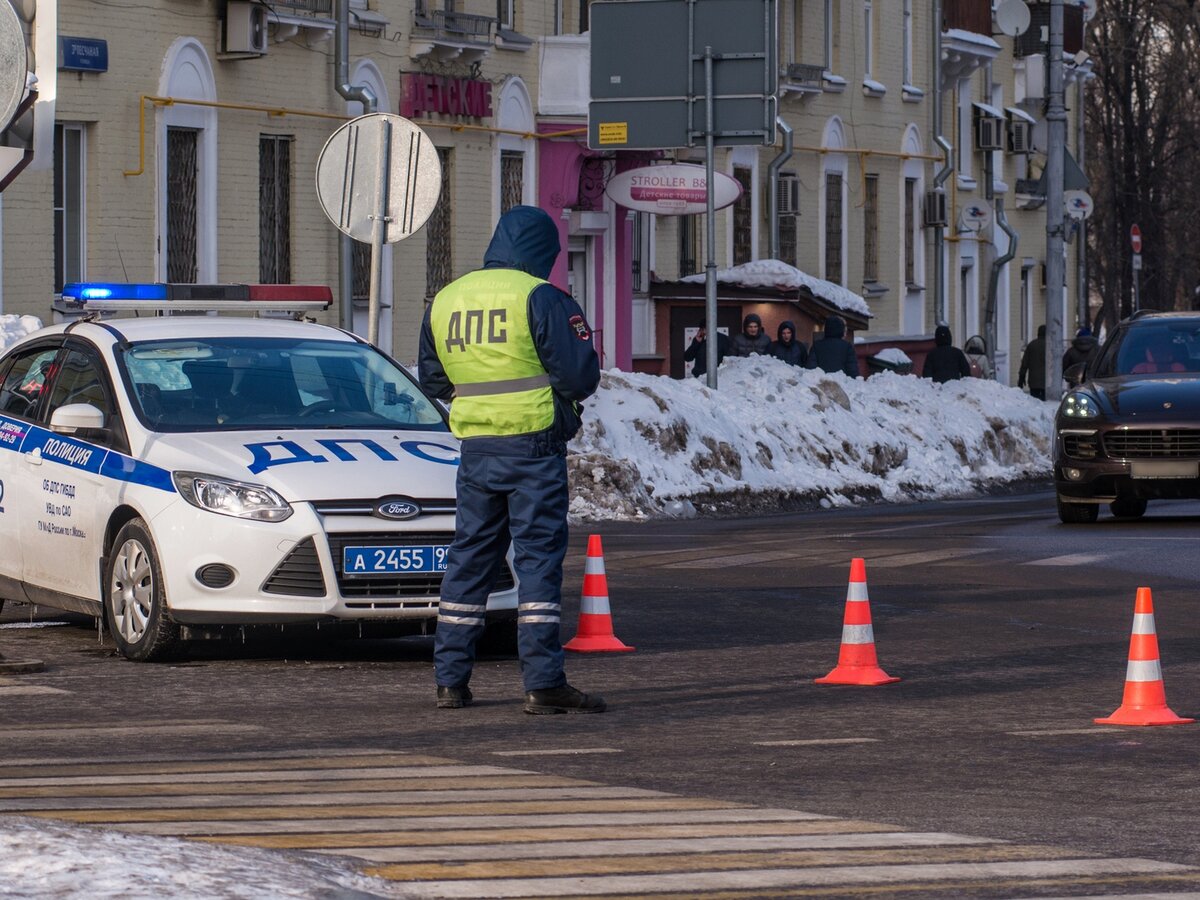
[375,496,421,520]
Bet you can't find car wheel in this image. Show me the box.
[1110,497,1148,519]
[1056,494,1099,524]
[104,519,180,661]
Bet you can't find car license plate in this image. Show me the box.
[1130,460,1200,479]
[343,545,449,576]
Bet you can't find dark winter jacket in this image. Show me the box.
[1018,328,1047,391]
[418,205,600,450]
[684,329,732,378]
[769,320,808,367]
[805,315,860,378]
[922,325,971,383]
[1062,331,1099,376]
[729,313,772,357]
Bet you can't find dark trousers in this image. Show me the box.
[1031,388,1046,400]
[435,448,569,692]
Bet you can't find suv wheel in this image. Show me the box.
[1056,494,1100,524]
[104,519,180,661]
[1110,497,1148,520]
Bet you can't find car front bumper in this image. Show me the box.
[1055,425,1200,502]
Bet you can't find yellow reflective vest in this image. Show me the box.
[430,268,556,439]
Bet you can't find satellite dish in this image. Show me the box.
[996,0,1031,37]
[0,2,27,133]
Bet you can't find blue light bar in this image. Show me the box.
[62,283,169,302]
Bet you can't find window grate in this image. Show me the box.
[824,172,843,285]
[733,166,753,265]
[166,128,198,283]
[54,124,85,294]
[679,215,699,277]
[904,177,917,285]
[500,150,524,214]
[259,135,293,285]
[426,148,453,297]
[863,174,879,283]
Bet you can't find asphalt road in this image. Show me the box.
[3,487,1200,898]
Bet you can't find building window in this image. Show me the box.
[53,123,85,294]
[351,241,370,304]
[903,0,913,85]
[426,147,453,297]
[824,0,839,71]
[863,0,874,80]
[259,135,292,284]
[679,215,699,277]
[824,172,843,284]
[166,127,198,283]
[904,177,917,285]
[779,214,798,267]
[500,150,524,215]
[732,166,753,265]
[631,212,651,293]
[497,0,514,29]
[863,174,879,283]
[579,0,591,32]
[791,0,803,62]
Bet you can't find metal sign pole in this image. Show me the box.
[704,45,719,390]
[367,116,392,346]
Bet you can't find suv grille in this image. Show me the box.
[1062,433,1098,460]
[1103,429,1200,459]
[325,531,515,599]
[262,538,326,597]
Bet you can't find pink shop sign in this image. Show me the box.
[605,164,742,216]
[401,74,493,120]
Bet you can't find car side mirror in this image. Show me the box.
[1064,363,1086,386]
[50,403,106,435]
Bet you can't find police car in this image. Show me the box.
[0,283,516,660]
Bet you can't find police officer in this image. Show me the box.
[419,205,605,715]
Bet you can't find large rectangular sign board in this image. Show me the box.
[588,0,777,151]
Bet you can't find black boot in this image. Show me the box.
[524,684,606,715]
[436,685,473,709]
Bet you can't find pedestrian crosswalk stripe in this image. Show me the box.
[1024,553,1107,566]
[493,747,622,756]
[0,750,1193,899]
[0,685,70,696]
[0,723,263,739]
[867,548,991,568]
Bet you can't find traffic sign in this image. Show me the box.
[1130,224,1142,254]
[1132,253,1143,271]
[316,114,441,244]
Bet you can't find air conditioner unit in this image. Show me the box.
[225,1,268,55]
[923,190,947,228]
[975,116,1004,152]
[1008,119,1033,154]
[778,172,800,215]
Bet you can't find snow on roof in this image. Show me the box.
[873,347,912,365]
[0,315,43,353]
[680,260,872,318]
[943,28,1001,50]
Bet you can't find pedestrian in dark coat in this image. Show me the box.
[769,320,808,367]
[683,319,731,378]
[805,315,860,377]
[923,325,971,383]
[1062,327,1099,376]
[1018,324,1047,399]
[729,313,772,357]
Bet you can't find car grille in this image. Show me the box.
[312,499,456,517]
[1103,429,1200,459]
[261,538,327,597]
[1062,433,1099,460]
[325,531,515,600]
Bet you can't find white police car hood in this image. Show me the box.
[145,429,460,502]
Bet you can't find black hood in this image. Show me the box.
[777,320,797,343]
[742,313,764,335]
[934,325,953,347]
[824,316,846,340]
[483,205,561,278]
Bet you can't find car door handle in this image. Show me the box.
[24,448,42,466]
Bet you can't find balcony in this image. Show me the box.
[780,63,824,99]
[941,0,999,87]
[273,0,333,11]
[1014,4,1086,58]
[412,5,496,63]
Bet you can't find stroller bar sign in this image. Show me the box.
[605,164,742,216]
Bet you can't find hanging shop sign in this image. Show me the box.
[401,73,493,120]
[604,163,742,216]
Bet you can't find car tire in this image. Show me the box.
[104,519,180,662]
[1056,494,1100,524]
[1110,497,1148,520]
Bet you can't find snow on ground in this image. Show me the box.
[680,259,872,318]
[568,355,1054,521]
[0,816,404,899]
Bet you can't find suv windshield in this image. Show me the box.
[120,337,448,433]
[1094,321,1200,378]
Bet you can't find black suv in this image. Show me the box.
[1055,311,1200,523]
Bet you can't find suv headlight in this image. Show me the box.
[172,472,293,522]
[1061,392,1100,419]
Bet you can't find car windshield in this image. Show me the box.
[120,337,448,433]
[1094,322,1200,378]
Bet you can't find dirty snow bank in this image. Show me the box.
[568,355,1054,521]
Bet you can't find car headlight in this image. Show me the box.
[1061,392,1100,419]
[172,472,293,522]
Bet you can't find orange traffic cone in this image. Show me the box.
[1095,587,1193,727]
[564,535,634,653]
[815,558,900,686]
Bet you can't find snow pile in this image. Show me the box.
[0,816,401,899]
[680,260,872,318]
[568,355,1054,520]
[0,314,43,352]
[873,347,912,365]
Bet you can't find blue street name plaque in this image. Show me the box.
[58,37,108,73]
